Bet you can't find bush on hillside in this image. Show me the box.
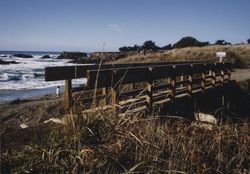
[142,40,159,51]
[173,36,210,48]
[119,44,141,52]
[214,40,231,45]
[247,38,250,44]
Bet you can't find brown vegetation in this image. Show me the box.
[1,111,249,173]
[1,44,250,173]
[112,44,250,66]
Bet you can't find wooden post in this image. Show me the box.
[65,79,72,113]
[169,75,176,103]
[188,66,193,97]
[201,71,206,93]
[111,86,118,111]
[228,69,231,80]
[102,87,108,105]
[221,69,224,85]
[180,74,184,88]
[211,69,216,88]
[111,70,119,112]
[131,83,136,98]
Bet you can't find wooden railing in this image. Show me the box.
[45,61,231,114]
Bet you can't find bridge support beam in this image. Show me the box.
[65,79,72,113]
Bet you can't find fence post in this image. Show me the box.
[102,87,108,105]
[201,64,206,93]
[221,68,224,85]
[65,79,72,113]
[227,68,231,80]
[188,65,193,96]
[211,66,216,88]
[169,66,176,103]
[180,74,184,88]
[111,70,119,112]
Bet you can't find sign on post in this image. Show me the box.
[216,52,226,63]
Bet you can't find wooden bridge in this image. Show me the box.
[45,61,231,115]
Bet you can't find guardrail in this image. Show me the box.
[45,61,231,114]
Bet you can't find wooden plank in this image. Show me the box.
[174,64,192,75]
[87,65,172,89]
[119,105,146,116]
[87,69,114,88]
[72,86,86,92]
[119,88,145,98]
[153,83,171,91]
[79,95,105,103]
[45,61,211,81]
[120,99,147,112]
[150,65,174,79]
[176,80,189,87]
[45,61,209,81]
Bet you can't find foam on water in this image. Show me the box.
[0,53,88,91]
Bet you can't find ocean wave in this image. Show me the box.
[0,72,44,82]
[0,73,22,81]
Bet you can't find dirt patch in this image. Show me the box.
[0,95,65,129]
[231,68,250,81]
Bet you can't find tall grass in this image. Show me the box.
[113,44,250,66]
[2,111,249,173]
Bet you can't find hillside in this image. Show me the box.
[110,44,250,66]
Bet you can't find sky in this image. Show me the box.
[0,0,249,52]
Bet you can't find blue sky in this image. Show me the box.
[0,0,249,52]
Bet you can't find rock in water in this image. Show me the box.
[14,54,33,58]
[0,59,19,65]
[41,55,51,59]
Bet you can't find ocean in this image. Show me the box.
[0,51,86,102]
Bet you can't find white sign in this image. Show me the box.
[216,52,226,63]
[216,52,226,58]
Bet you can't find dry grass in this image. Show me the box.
[112,44,250,65]
[1,111,249,173]
[1,46,250,173]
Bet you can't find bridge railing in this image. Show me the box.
[45,61,231,114]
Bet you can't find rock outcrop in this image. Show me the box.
[0,59,19,65]
[14,54,33,58]
[57,52,87,59]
